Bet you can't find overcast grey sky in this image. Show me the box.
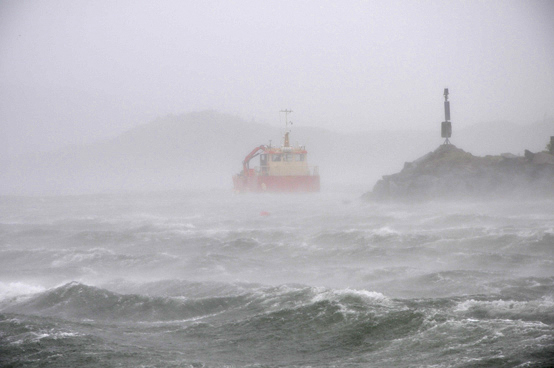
[1,0,553,157]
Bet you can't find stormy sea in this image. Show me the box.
[1,190,553,368]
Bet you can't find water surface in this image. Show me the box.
[1,190,553,367]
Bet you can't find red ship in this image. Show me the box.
[233,110,320,193]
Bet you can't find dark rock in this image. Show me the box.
[364,144,554,201]
[532,152,554,165]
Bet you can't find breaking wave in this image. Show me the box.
[1,279,553,367]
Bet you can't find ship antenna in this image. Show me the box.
[280,109,293,147]
[280,109,293,132]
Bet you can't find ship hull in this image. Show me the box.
[233,175,320,193]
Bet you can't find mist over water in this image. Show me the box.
[1,190,553,367]
[2,0,554,365]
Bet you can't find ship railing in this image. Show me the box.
[254,165,320,176]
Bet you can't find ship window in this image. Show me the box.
[295,154,305,161]
[285,153,293,162]
[272,154,282,162]
[260,154,267,164]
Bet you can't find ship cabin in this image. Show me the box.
[257,132,315,177]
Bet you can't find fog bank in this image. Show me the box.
[1,111,552,195]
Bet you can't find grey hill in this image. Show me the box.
[1,110,553,195]
[0,111,433,194]
[364,143,554,201]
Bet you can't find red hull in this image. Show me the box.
[233,175,320,192]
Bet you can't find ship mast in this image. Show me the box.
[280,109,293,147]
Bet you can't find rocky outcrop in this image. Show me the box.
[364,144,554,201]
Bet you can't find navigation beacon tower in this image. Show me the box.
[441,88,452,145]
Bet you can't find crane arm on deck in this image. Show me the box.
[243,145,266,174]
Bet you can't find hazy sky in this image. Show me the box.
[1,0,553,157]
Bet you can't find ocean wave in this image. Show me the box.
[194,293,424,364]
[0,313,99,368]
[1,282,256,322]
[162,284,424,364]
[492,277,554,301]
[454,297,554,324]
[49,248,180,272]
[102,279,262,299]
[2,279,552,367]
[310,288,389,309]
[0,282,45,301]
[1,282,399,324]
[0,313,83,345]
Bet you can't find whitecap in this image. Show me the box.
[0,281,45,301]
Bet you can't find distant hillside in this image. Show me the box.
[0,111,552,195]
[1,111,274,194]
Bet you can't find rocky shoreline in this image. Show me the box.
[364,143,554,201]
